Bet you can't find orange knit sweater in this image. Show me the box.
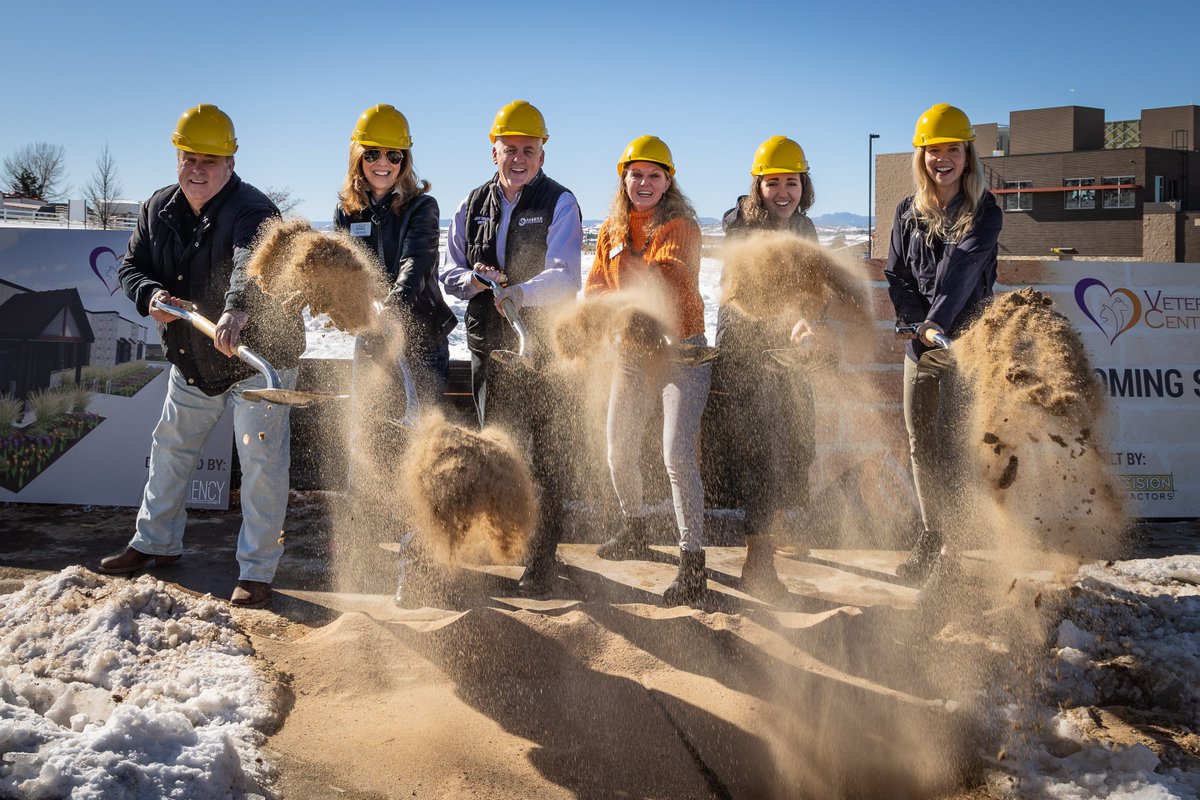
[584,208,705,339]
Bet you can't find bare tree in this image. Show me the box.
[83,144,124,229]
[263,186,303,218]
[2,142,69,200]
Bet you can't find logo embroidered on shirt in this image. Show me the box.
[473,216,491,225]
[518,216,544,227]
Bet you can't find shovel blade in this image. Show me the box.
[242,388,349,407]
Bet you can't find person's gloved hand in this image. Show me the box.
[790,318,815,348]
[916,320,944,346]
[493,283,525,319]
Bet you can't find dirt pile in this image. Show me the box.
[246,218,386,334]
[551,292,671,369]
[399,411,537,564]
[955,287,1129,557]
[720,230,873,327]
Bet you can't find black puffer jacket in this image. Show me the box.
[333,192,456,340]
[884,191,1002,360]
[119,174,305,395]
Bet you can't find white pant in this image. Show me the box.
[606,337,712,552]
[130,365,296,582]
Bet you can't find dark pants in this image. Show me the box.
[470,349,567,558]
[902,348,963,535]
[718,356,815,532]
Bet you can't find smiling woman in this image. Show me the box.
[584,135,712,607]
[883,102,1003,591]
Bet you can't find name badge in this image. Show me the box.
[609,243,624,260]
[349,222,372,237]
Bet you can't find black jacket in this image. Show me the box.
[334,192,456,341]
[884,191,1002,360]
[119,173,306,395]
[716,202,818,354]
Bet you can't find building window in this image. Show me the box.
[1064,178,1096,210]
[1003,180,1032,211]
[1102,176,1135,209]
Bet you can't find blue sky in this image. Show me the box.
[1,0,1195,223]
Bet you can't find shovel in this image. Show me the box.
[895,322,952,351]
[152,299,348,407]
[473,271,533,365]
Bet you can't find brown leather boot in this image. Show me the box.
[97,546,181,575]
[741,535,788,601]
[230,580,271,608]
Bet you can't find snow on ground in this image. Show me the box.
[0,567,276,799]
[987,556,1200,799]
[4,557,1199,797]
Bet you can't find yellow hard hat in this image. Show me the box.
[490,100,549,142]
[617,135,675,176]
[751,136,809,175]
[171,104,237,156]
[912,103,975,147]
[352,104,413,150]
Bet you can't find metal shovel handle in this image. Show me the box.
[474,271,532,358]
[152,298,348,406]
[152,299,283,389]
[895,322,951,351]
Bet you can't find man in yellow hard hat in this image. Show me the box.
[97,104,306,609]
[441,99,582,596]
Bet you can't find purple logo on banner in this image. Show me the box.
[1074,277,1142,344]
[89,246,121,296]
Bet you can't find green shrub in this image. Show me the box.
[0,394,22,430]
[27,387,71,432]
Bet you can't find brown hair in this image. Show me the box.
[909,140,986,246]
[338,141,430,217]
[606,165,698,246]
[738,172,815,227]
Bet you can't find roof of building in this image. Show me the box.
[0,288,95,342]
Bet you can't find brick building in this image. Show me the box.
[872,104,1200,262]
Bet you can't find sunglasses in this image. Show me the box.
[363,149,403,165]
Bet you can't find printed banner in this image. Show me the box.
[0,228,233,508]
[1003,261,1200,517]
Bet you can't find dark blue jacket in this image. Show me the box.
[884,191,1002,360]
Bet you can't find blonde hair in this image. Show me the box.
[738,172,815,227]
[338,141,430,217]
[909,140,986,245]
[607,166,698,246]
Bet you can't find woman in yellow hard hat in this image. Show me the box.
[334,104,457,413]
[710,135,819,599]
[884,103,1002,590]
[585,135,711,606]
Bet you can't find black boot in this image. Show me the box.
[596,515,651,561]
[663,549,707,606]
[741,535,787,601]
[895,529,943,585]
[518,522,562,597]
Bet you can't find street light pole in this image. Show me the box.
[867,133,880,259]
